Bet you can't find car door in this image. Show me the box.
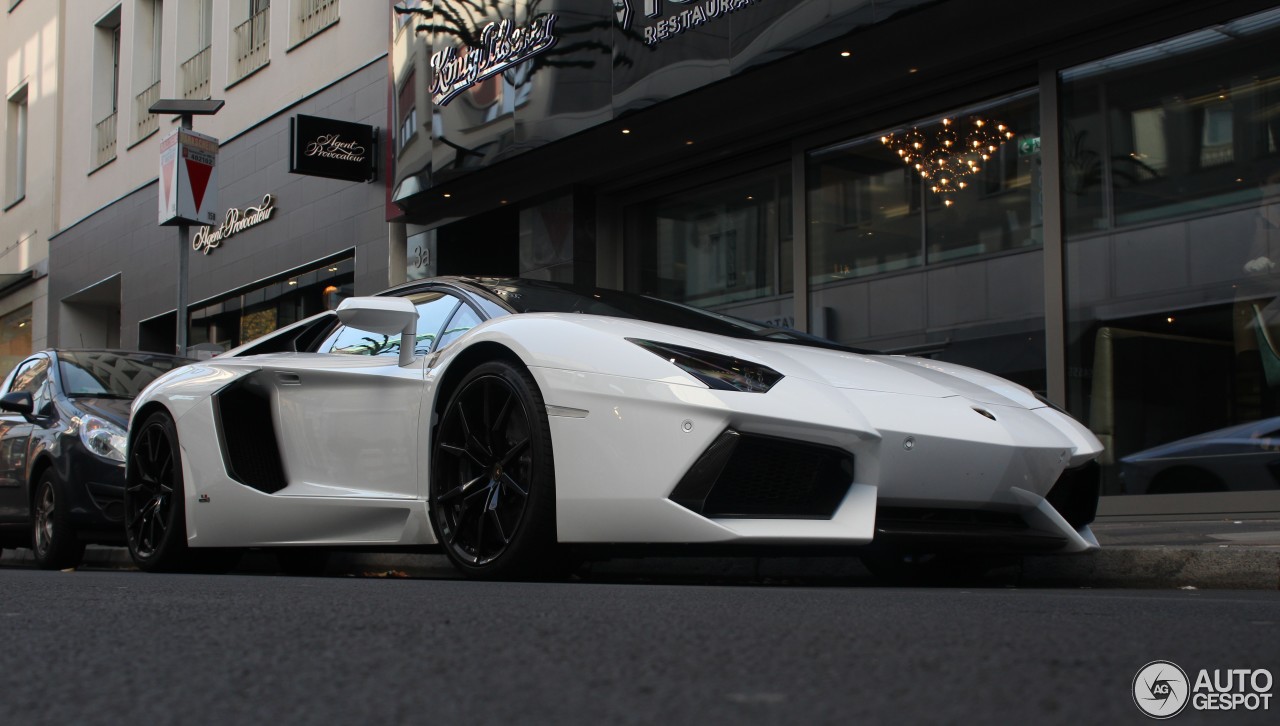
[0,356,50,520]
[262,291,464,500]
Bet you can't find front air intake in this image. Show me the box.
[669,430,855,519]
[1045,460,1101,528]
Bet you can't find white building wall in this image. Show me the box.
[58,0,389,233]
[0,0,62,355]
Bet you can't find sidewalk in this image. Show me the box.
[3,518,1278,589]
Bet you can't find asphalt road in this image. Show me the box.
[1,569,1276,725]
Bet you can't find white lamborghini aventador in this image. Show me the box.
[124,277,1104,579]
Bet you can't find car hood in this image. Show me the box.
[73,397,132,428]
[536,315,1045,409]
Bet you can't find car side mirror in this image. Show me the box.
[335,296,419,367]
[0,391,35,421]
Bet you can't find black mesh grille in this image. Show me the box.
[1046,460,1101,528]
[214,376,287,494]
[670,431,854,519]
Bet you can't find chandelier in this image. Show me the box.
[880,117,1015,204]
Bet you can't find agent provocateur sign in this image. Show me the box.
[290,115,377,182]
[192,194,276,255]
[430,15,559,106]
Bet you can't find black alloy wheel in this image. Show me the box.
[125,413,179,567]
[431,360,556,579]
[125,411,239,573]
[31,472,86,570]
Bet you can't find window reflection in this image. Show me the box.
[1063,6,1280,495]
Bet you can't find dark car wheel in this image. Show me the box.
[431,360,559,580]
[31,472,86,570]
[125,411,240,573]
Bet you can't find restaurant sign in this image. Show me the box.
[430,15,559,106]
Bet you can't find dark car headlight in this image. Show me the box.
[627,338,783,393]
[79,414,127,463]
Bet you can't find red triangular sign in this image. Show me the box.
[185,158,213,212]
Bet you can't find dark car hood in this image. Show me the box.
[72,398,132,428]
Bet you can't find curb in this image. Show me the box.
[4,544,1278,589]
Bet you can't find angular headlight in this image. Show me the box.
[79,415,127,463]
[627,338,783,393]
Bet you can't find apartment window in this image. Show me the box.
[232,0,271,83]
[180,0,213,99]
[92,7,123,170]
[291,0,338,48]
[5,85,27,205]
[133,0,164,143]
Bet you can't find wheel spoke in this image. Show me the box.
[490,392,514,441]
[438,473,487,504]
[500,438,529,467]
[499,472,527,498]
[488,508,509,545]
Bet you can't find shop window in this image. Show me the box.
[187,257,354,353]
[805,90,1045,391]
[808,90,1041,284]
[626,165,793,325]
[5,84,26,205]
[1062,7,1280,497]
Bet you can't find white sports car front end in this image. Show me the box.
[124,277,1103,579]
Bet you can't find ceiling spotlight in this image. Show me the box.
[839,51,851,57]
[621,129,631,135]
[442,193,452,198]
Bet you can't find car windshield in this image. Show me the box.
[469,278,872,353]
[58,352,189,399]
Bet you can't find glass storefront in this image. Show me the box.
[625,164,794,327]
[1062,7,1280,496]
[187,256,354,353]
[807,91,1046,391]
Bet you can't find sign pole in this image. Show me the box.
[151,97,222,358]
[177,112,191,357]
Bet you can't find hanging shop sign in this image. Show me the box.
[290,115,377,183]
[192,194,277,255]
[159,128,219,226]
[616,0,764,46]
[429,15,559,106]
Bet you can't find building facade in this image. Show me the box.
[48,0,391,355]
[388,0,1280,517]
[0,0,61,374]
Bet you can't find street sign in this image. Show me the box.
[159,128,219,226]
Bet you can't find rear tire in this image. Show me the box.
[31,472,86,570]
[125,411,241,573]
[430,360,559,580]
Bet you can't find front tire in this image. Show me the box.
[125,411,240,573]
[431,360,558,579]
[31,472,86,570]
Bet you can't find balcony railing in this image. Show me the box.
[94,112,117,169]
[180,45,211,100]
[295,0,338,45]
[134,80,161,142]
[233,8,270,82]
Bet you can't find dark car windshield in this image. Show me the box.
[469,278,871,353]
[58,352,189,399]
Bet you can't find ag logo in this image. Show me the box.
[1133,661,1190,719]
